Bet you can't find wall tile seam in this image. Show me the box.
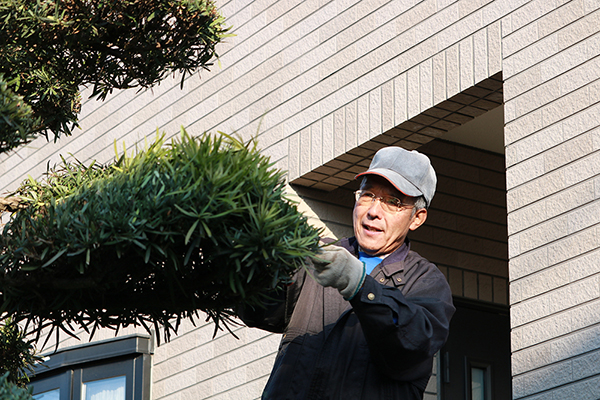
[429,142,507,173]
[2,92,206,193]
[212,36,435,142]
[435,167,508,191]
[510,293,600,340]
[215,0,322,74]
[505,0,567,34]
[198,0,433,136]
[505,247,550,284]
[509,261,600,303]
[502,5,600,79]
[435,261,508,284]
[153,348,277,385]
[12,11,499,181]
[152,342,242,371]
[509,276,600,327]
[217,0,250,21]
[504,82,597,150]
[413,235,508,263]
[504,51,600,121]
[507,194,600,249]
[503,34,600,104]
[195,371,270,398]
[442,2,514,54]
[507,222,600,276]
[60,0,334,151]
[531,375,600,400]
[151,327,274,364]
[435,184,507,209]
[504,71,589,131]
[507,127,583,183]
[2,85,154,184]
[427,205,508,231]
[507,181,599,237]
[512,344,600,383]
[191,375,269,400]
[511,344,600,379]
[337,0,425,51]
[1,3,481,179]
[511,320,600,360]
[505,112,600,187]
[425,221,509,249]
[501,0,592,59]
[314,0,366,43]
[187,37,408,148]
[263,62,503,167]
[198,21,503,146]
[506,160,600,224]
[511,373,572,399]
[426,213,508,241]
[421,0,506,53]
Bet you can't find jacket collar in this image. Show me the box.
[344,237,411,277]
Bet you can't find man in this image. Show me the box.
[240,146,455,399]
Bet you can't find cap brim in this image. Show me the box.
[355,170,423,198]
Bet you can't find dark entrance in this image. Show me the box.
[440,299,512,400]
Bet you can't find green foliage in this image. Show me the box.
[0,130,322,342]
[0,75,35,152]
[0,373,33,400]
[0,319,41,388]
[0,0,231,153]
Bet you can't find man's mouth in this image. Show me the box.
[363,224,382,232]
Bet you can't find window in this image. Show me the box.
[82,375,126,400]
[33,389,60,400]
[466,359,492,400]
[471,366,486,400]
[29,334,152,400]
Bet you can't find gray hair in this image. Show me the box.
[411,196,427,216]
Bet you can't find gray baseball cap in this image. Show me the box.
[355,147,437,208]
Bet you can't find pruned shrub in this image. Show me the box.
[0,130,321,342]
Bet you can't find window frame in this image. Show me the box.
[465,357,493,400]
[29,334,153,400]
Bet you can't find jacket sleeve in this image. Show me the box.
[349,266,455,381]
[236,289,288,333]
[236,268,306,334]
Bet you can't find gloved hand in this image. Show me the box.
[311,245,366,300]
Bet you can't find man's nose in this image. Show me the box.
[366,198,384,217]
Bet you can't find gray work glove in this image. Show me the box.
[311,245,366,300]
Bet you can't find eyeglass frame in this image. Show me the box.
[354,190,415,213]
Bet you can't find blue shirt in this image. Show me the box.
[359,251,383,275]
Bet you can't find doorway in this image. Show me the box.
[440,299,512,400]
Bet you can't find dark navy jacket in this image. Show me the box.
[239,237,455,400]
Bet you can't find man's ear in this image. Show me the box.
[409,208,427,231]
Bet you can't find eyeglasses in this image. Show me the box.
[354,190,414,213]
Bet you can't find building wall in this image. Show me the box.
[2,0,600,399]
[503,1,600,398]
[0,0,507,193]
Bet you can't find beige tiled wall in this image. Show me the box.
[504,0,600,398]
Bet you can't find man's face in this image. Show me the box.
[352,175,427,256]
